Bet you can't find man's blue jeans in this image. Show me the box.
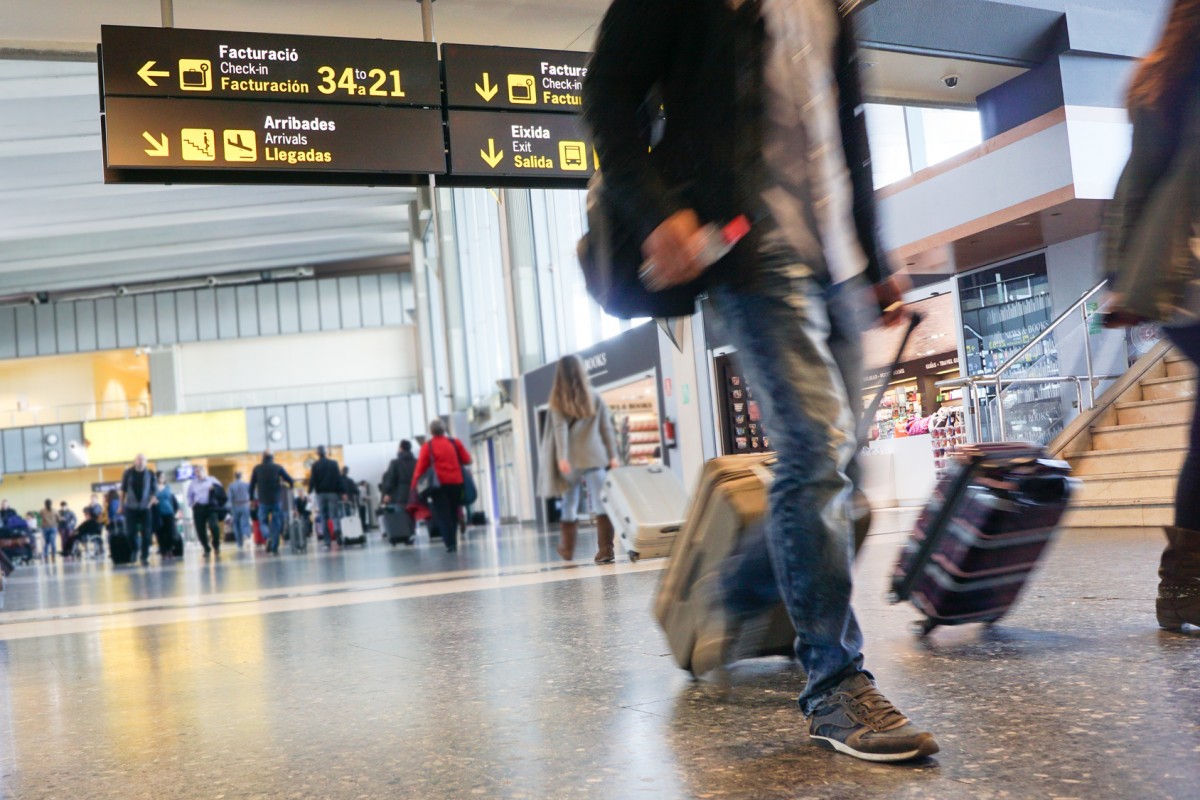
[258,501,284,553]
[316,493,341,544]
[709,267,873,716]
[231,506,252,548]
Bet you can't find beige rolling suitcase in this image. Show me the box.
[653,454,795,674]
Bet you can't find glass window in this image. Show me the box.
[864,104,912,189]
[917,107,983,166]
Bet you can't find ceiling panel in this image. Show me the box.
[0,58,415,297]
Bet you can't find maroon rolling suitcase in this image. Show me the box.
[889,443,1075,637]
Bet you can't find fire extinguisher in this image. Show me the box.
[662,419,677,449]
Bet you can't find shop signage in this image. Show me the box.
[864,352,960,387]
[100,25,441,107]
[582,353,608,373]
[91,482,120,494]
[442,44,589,113]
[103,97,446,174]
[446,110,595,179]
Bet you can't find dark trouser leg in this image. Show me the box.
[158,517,177,555]
[207,511,222,553]
[711,270,870,716]
[194,506,212,553]
[432,488,459,551]
[1165,324,1200,531]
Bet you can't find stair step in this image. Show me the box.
[1140,375,1196,402]
[1075,470,1179,504]
[1165,349,1188,363]
[1115,396,1193,426]
[1089,420,1189,451]
[1167,358,1196,378]
[1069,445,1187,476]
[1063,499,1173,528]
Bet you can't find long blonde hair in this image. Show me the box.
[1128,0,1200,110]
[549,355,596,420]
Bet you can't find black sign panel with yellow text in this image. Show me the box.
[446,110,594,180]
[100,25,440,107]
[442,44,589,113]
[103,97,446,175]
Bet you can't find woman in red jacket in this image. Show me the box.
[411,419,472,553]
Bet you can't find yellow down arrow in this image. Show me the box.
[480,138,504,168]
[138,60,170,87]
[475,73,499,102]
[142,131,169,157]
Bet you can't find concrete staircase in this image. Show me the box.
[1055,342,1193,528]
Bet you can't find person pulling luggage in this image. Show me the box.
[536,355,619,563]
[585,0,936,762]
[307,446,346,548]
[251,451,295,556]
[410,420,472,554]
[382,440,419,540]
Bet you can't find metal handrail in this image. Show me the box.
[937,279,1110,442]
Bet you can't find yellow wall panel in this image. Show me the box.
[84,410,248,466]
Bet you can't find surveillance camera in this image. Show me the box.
[942,74,961,89]
[116,286,129,297]
[206,276,219,287]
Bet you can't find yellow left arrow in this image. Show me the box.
[138,60,170,86]
[142,131,169,157]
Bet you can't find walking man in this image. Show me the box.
[187,466,223,558]
[307,446,346,548]
[228,471,253,549]
[120,453,158,566]
[250,452,295,555]
[585,0,937,761]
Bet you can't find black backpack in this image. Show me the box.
[577,172,702,320]
[210,482,228,507]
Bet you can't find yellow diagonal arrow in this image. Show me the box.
[480,138,504,168]
[475,73,499,102]
[137,60,170,87]
[142,131,169,157]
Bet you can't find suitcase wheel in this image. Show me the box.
[912,620,937,638]
[628,551,640,563]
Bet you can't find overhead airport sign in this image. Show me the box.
[100,25,441,107]
[103,97,446,174]
[442,44,589,113]
[447,111,595,180]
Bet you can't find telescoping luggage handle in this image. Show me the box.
[859,312,924,442]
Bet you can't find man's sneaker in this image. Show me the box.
[689,572,738,678]
[807,674,939,762]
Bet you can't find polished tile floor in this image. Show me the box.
[1,520,1197,799]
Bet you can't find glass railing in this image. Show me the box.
[0,400,151,429]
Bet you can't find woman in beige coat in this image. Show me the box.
[537,355,619,563]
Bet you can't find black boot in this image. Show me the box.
[1157,527,1200,630]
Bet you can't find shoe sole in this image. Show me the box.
[811,735,940,763]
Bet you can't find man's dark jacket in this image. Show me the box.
[308,457,343,495]
[251,460,295,505]
[381,452,418,501]
[583,0,889,290]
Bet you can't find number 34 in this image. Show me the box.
[317,66,405,97]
